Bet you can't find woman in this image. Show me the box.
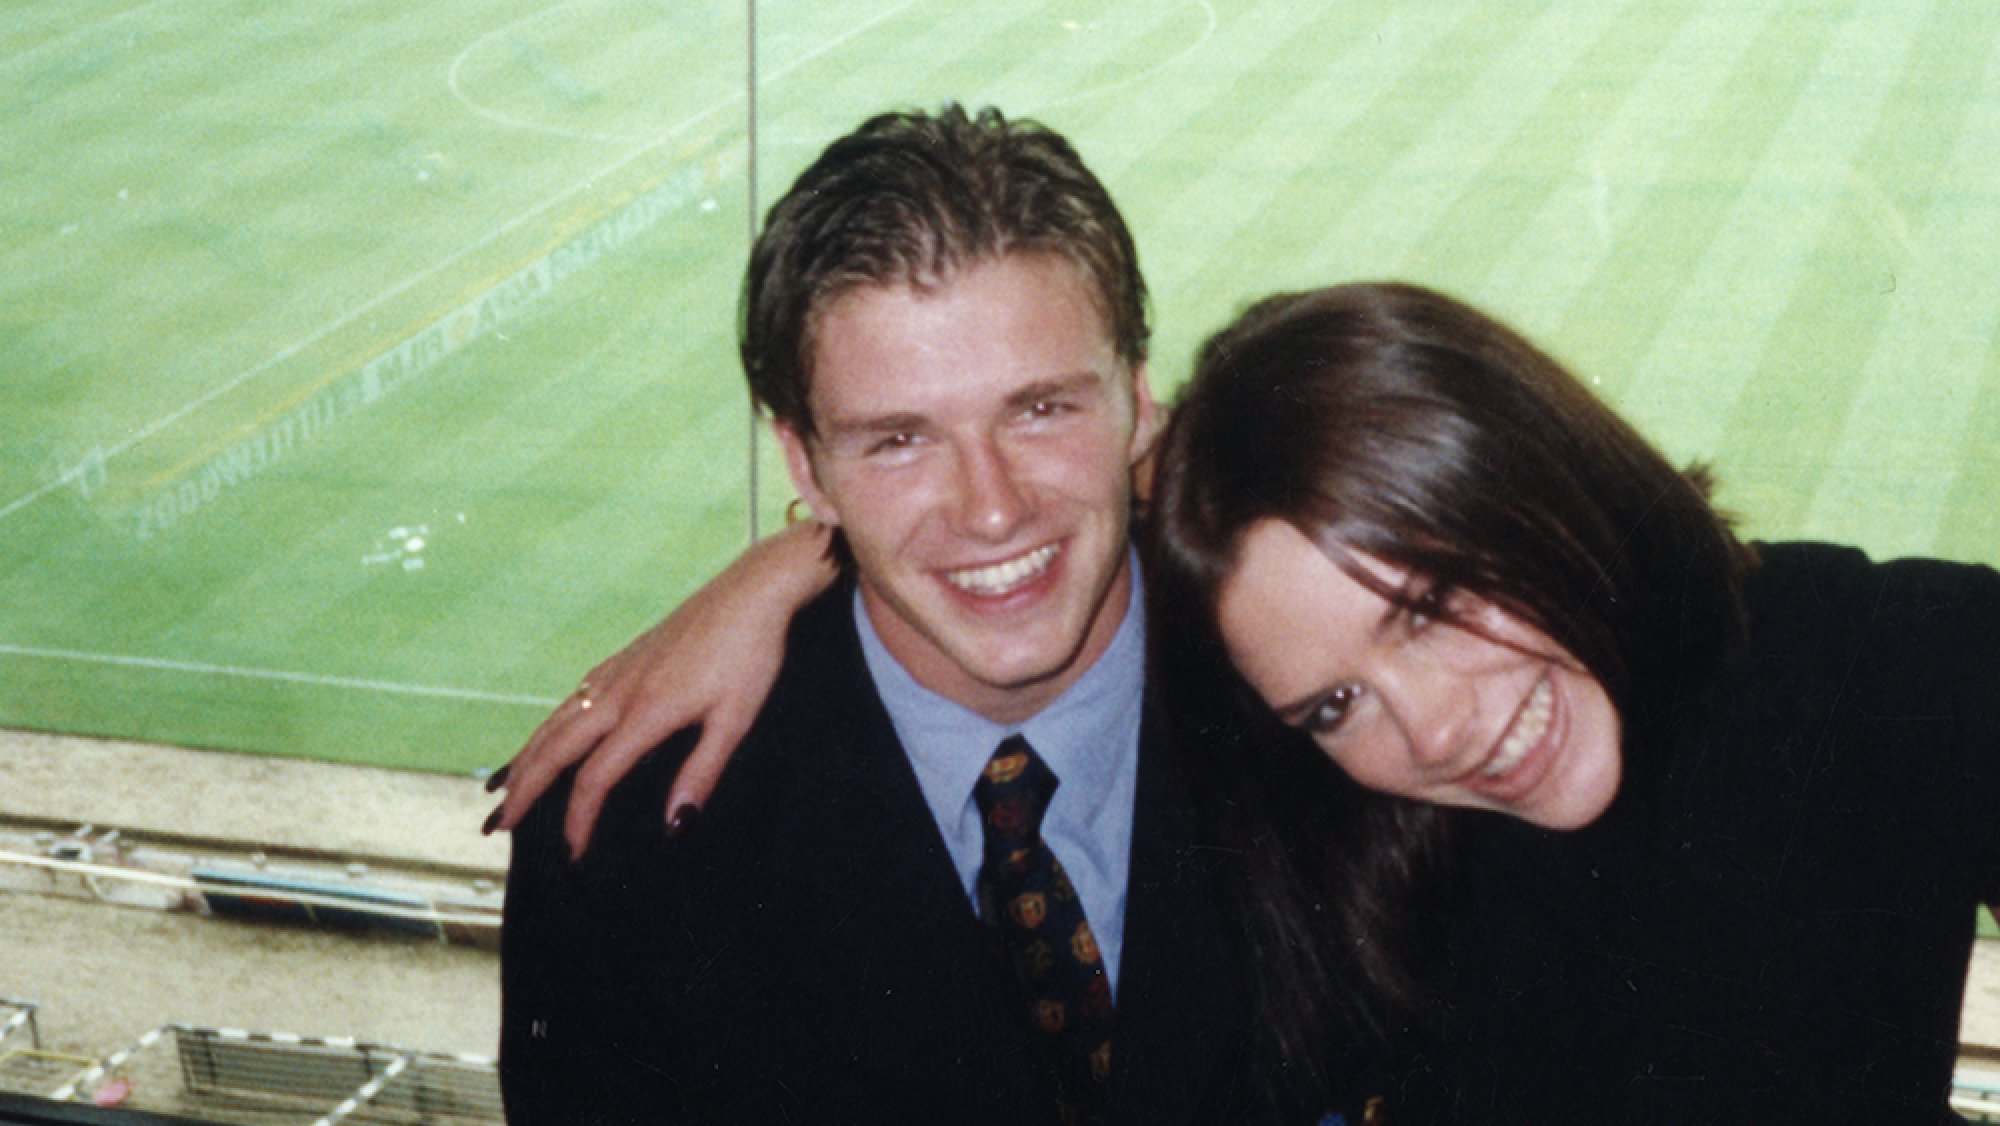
[492,283,2000,1122]
[1145,283,2000,1122]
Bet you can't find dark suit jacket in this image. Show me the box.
[501,584,1270,1125]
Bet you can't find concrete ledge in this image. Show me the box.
[0,730,505,872]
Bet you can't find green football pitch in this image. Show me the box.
[4,0,1997,774]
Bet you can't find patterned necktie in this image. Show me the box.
[973,736,1114,1117]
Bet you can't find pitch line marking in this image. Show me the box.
[0,0,181,74]
[447,0,918,142]
[0,0,913,528]
[136,151,701,497]
[754,0,1220,151]
[0,643,561,708]
[1023,0,1218,115]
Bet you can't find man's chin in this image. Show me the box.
[952,644,1082,696]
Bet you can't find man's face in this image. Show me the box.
[775,253,1158,724]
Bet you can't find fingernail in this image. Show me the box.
[483,764,511,793]
[482,807,503,836]
[666,804,702,841]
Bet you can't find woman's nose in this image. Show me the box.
[1378,657,1479,772]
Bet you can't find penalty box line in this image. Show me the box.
[0,643,561,708]
[127,139,737,542]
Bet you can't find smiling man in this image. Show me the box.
[499,106,1276,1126]
[778,251,1149,726]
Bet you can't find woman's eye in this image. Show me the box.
[1404,583,1453,631]
[1301,684,1364,737]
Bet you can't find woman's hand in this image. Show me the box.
[485,523,837,859]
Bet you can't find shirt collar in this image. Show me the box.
[855,550,1148,819]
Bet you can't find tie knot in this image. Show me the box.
[973,735,1057,846]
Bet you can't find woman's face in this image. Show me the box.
[1214,518,1623,830]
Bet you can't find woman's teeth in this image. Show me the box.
[1483,675,1553,778]
[947,544,1058,596]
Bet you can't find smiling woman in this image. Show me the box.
[1149,281,2000,1122]
[1211,520,1623,831]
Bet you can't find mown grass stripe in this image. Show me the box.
[1480,0,1790,352]
[1550,0,1864,406]
[1738,2,2000,555]
[1133,0,1486,366]
[1296,0,1643,293]
[1608,0,1920,473]
[1405,0,1711,310]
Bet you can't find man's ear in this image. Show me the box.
[772,419,840,526]
[1128,364,1165,504]
[1129,362,1163,464]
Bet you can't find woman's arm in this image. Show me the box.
[482,417,1164,860]
[485,522,837,859]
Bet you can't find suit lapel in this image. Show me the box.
[1107,697,1248,1124]
[773,684,991,991]
[762,594,1055,1108]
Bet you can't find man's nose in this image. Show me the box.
[950,438,1030,541]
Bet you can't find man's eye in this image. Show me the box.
[1301,684,1365,737]
[867,432,917,456]
[1024,399,1073,420]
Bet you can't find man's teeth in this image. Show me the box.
[947,545,1059,596]
[1483,676,1553,778]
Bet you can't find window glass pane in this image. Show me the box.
[2,0,752,1097]
[3,0,755,766]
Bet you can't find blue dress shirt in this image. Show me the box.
[854,554,1146,994]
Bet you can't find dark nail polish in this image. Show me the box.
[666,804,702,841]
[484,763,511,793]
[482,807,503,835]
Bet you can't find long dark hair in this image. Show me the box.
[1147,282,1751,1087]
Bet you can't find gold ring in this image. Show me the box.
[574,682,595,711]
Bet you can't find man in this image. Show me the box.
[500,105,1273,1125]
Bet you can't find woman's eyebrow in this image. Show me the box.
[1371,574,1442,638]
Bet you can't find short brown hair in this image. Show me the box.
[740,104,1148,436]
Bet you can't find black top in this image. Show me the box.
[1383,542,2000,1123]
[500,583,1276,1125]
